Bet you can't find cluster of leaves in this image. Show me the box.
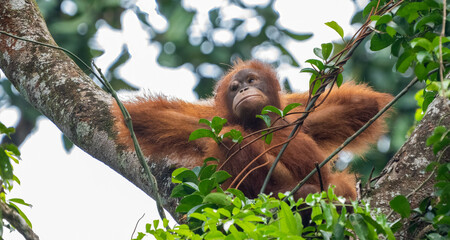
[189,117,243,144]
[189,103,302,147]
[134,161,399,240]
[0,122,32,234]
[300,21,345,95]
[366,0,449,114]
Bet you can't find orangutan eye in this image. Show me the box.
[230,81,239,91]
[248,78,255,83]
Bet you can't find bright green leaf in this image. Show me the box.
[325,21,344,39]
[189,129,216,141]
[306,59,325,71]
[321,43,333,60]
[261,105,283,117]
[203,192,231,206]
[411,38,433,52]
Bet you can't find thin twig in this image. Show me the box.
[131,213,145,240]
[315,163,324,192]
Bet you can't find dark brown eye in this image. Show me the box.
[248,78,255,83]
[230,81,239,91]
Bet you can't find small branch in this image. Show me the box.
[315,163,324,192]
[0,201,39,240]
[130,213,145,240]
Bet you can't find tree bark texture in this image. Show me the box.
[0,0,179,218]
[364,97,450,238]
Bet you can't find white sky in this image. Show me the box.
[0,0,366,239]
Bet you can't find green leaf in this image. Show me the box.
[333,206,347,239]
[386,26,396,37]
[325,21,344,39]
[426,126,450,155]
[217,208,231,218]
[198,118,211,126]
[336,73,343,87]
[391,39,403,57]
[256,114,272,127]
[411,38,433,52]
[174,169,199,184]
[311,77,322,96]
[283,103,301,116]
[227,188,246,201]
[349,214,370,240]
[396,50,415,73]
[279,201,299,234]
[414,63,428,80]
[263,132,273,145]
[376,14,392,26]
[189,129,216,141]
[281,30,313,41]
[199,164,217,180]
[300,67,319,74]
[211,170,232,184]
[414,12,441,32]
[397,2,430,23]
[199,179,216,195]
[0,122,15,137]
[363,0,378,16]
[8,198,32,207]
[211,116,227,134]
[176,195,203,213]
[421,90,436,112]
[189,212,207,221]
[0,150,13,180]
[8,202,32,228]
[222,129,243,143]
[313,47,324,59]
[370,33,394,51]
[4,144,20,157]
[62,134,74,153]
[306,59,325,71]
[321,43,333,60]
[171,183,198,198]
[261,105,283,117]
[389,195,411,218]
[203,192,231,206]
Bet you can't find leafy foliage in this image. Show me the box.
[134,166,396,240]
[0,122,33,235]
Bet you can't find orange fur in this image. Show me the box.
[111,60,393,200]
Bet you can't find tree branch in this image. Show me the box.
[0,201,39,240]
[0,0,179,219]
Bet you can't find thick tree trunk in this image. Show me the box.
[0,0,178,220]
[363,96,450,238]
